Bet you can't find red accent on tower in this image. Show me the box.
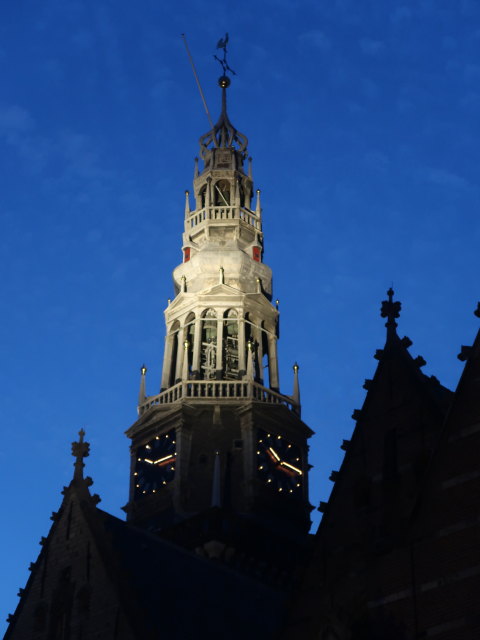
[252,246,261,262]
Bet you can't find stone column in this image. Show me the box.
[174,332,184,383]
[238,317,246,378]
[215,318,224,379]
[161,333,175,390]
[191,318,201,379]
[255,322,264,384]
[268,333,279,391]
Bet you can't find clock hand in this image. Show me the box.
[154,454,175,466]
[267,447,281,463]
[279,461,302,475]
[141,454,175,466]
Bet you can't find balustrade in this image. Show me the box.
[138,379,297,415]
[187,206,260,231]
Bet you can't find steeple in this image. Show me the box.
[125,46,312,541]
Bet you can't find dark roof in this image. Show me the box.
[96,508,287,639]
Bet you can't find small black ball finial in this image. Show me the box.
[218,75,230,88]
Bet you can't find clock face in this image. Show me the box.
[256,430,303,494]
[134,429,176,498]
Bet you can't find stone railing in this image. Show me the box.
[187,206,261,231]
[138,380,299,415]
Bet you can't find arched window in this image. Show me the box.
[201,309,217,379]
[214,179,231,206]
[224,309,239,379]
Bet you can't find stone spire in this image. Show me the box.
[198,76,248,159]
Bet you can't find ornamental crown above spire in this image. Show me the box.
[381,287,401,335]
[198,35,248,161]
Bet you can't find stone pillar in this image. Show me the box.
[161,333,175,390]
[174,332,184,383]
[238,317,246,378]
[191,318,201,379]
[216,318,224,379]
[255,323,264,384]
[268,333,279,391]
[182,340,190,380]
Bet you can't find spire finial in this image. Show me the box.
[381,287,401,338]
[255,189,261,216]
[138,364,147,411]
[292,363,301,415]
[72,429,90,481]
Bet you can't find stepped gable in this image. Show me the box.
[4,431,141,639]
[318,289,451,553]
[5,432,286,640]
[404,305,480,638]
[282,290,452,639]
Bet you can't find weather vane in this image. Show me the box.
[214,33,236,78]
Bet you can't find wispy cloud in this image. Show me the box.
[0,105,34,133]
[390,6,412,24]
[299,30,332,51]
[421,167,469,190]
[359,38,384,55]
[364,150,390,173]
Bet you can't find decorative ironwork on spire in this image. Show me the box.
[72,428,90,481]
[199,35,248,160]
[381,287,401,337]
[214,33,236,78]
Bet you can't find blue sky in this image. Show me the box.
[1,0,480,629]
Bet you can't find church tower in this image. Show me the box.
[124,74,313,554]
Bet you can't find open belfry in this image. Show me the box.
[5,43,480,640]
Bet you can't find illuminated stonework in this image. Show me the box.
[125,78,312,534]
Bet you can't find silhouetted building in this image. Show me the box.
[4,76,480,640]
[284,296,480,639]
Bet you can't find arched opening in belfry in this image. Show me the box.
[184,313,195,376]
[238,180,246,208]
[199,185,207,209]
[223,309,239,379]
[201,309,217,379]
[261,322,269,388]
[213,179,231,206]
[169,320,180,386]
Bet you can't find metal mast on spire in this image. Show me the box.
[181,33,216,133]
